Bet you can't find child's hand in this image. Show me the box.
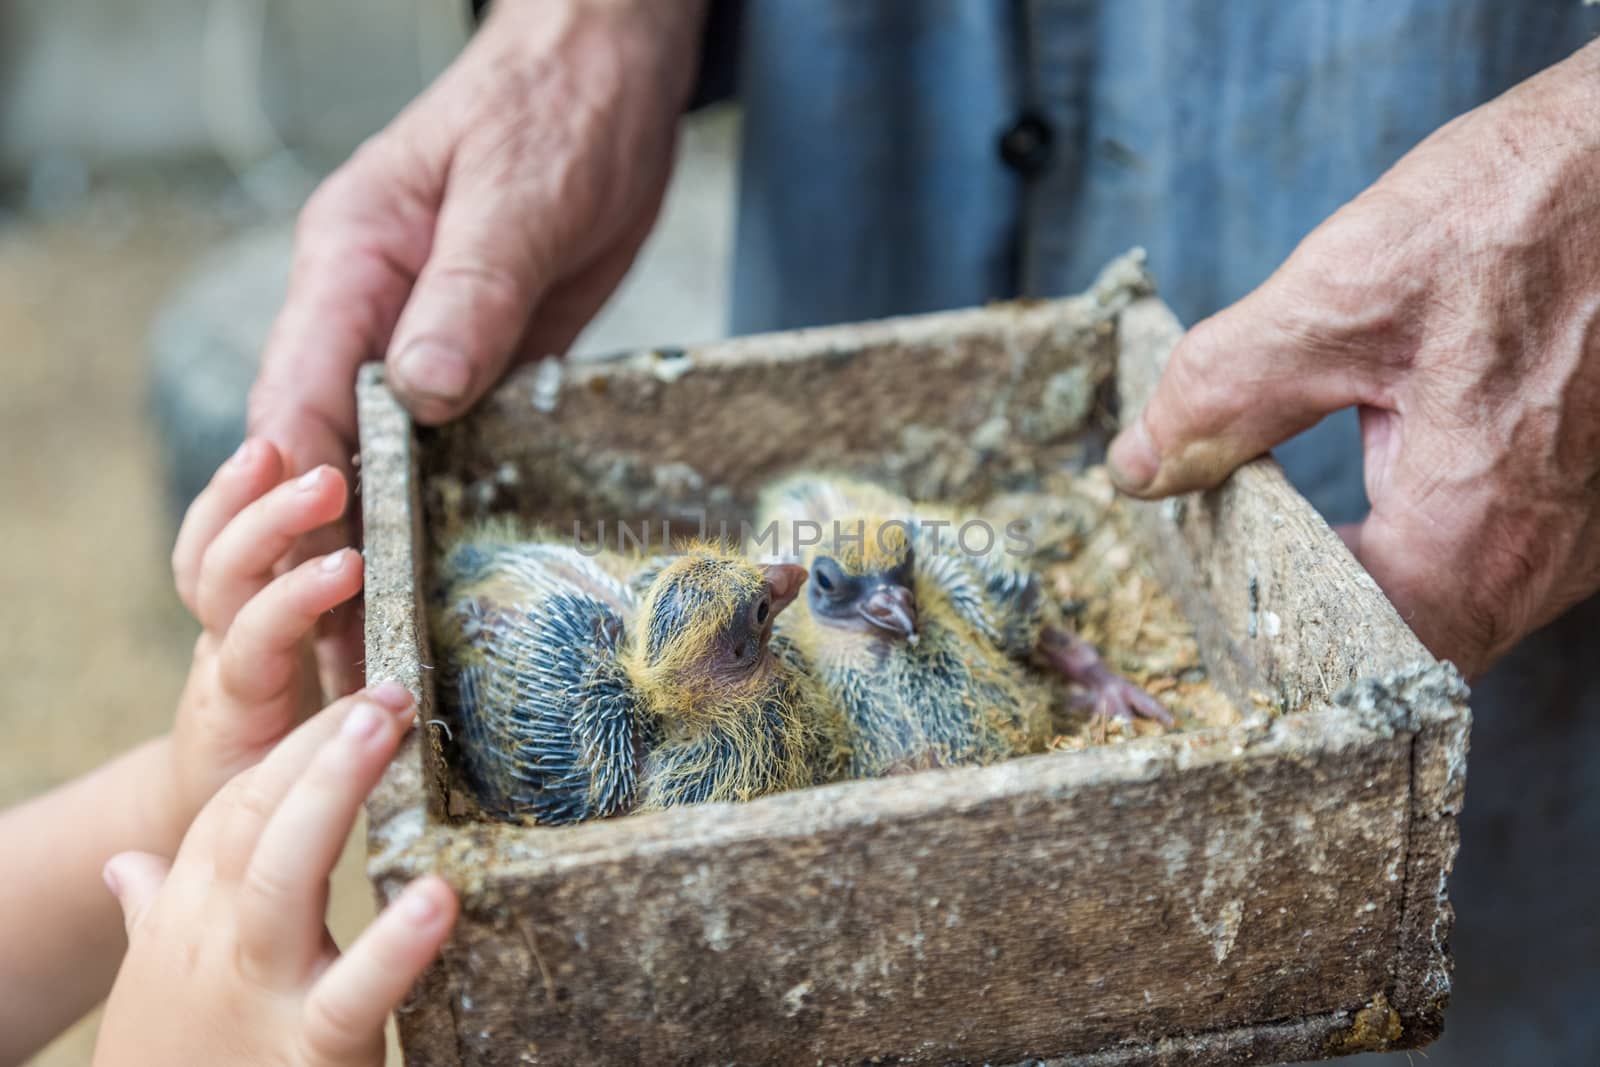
[165,439,363,838]
[95,685,457,1067]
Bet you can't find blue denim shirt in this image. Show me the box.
[716,5,1600,1064]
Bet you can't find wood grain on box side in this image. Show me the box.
[373,710,1412,1066]
[357,366,463,1065]
[1114,298,1471,1051]
[358,365,445,823]
[1338,667,1469,1041]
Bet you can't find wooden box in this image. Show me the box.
[359,254,1469,1066]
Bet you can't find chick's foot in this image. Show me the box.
[1039,626,1174,727]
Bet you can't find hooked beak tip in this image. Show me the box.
[858,585,919,642]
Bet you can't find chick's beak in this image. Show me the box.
[859,584,919,644]
[762,563,809,617]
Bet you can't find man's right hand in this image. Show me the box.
[249,0,704,473]
[244,0,705,695]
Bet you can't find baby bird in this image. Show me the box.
[757,474,1171,777]
[782,512,1053,776]
[432,524,833,823]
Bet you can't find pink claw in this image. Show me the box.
[1089,672,1175,727]
[1040,625,1174,728]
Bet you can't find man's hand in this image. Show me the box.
[1108,42,1600,677]
[245,0,706,694]
[251,0,705,454]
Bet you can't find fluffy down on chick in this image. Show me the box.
[753,478,1045,776]
[431,523,842,823]
[756,474,1172,778]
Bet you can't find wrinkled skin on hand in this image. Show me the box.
[1109,42,1600,677]
[246,0,707,694]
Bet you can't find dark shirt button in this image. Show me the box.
[998,113,1054,177]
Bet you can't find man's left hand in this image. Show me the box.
[1108,42,1600,676]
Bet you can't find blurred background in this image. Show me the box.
[0,3,735,1062]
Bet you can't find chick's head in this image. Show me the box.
[808,518,920,645]
[623,544,808,720]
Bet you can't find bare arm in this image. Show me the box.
[0,441,365,1061]
[0,739,181,1064]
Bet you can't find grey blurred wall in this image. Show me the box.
[0,0,467,176]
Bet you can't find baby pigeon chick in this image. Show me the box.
[770,512,1053,776]
[758,474,1172,769]
[432,526,830,823]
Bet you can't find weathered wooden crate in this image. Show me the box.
[359,255,1469,1066]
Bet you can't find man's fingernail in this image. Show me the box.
[296,466,325,492]
[1108,419,1160,493]
[367,682,415,713]
[341,702,384,740]
[319,549,350,573]
[393,342,472,403]
[102,863,122,899]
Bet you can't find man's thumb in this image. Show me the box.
[1108,305,1368,499]
[103,852,172,937]
[384,164,556,426]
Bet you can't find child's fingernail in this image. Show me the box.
[228,439,260,468]
[102,863,122,899]
[401,884,440,924]
[341,702,383,741]
[367,682,415,712]
[320,549,350,573]
[296,467,325,492]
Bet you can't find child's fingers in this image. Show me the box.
[218,549,365,706]
[102,851,173,937]
[313,605,367,701]
[301,877,458,1062]
[234,693,414,982]
[198,685,414,877]
[196,465,349,633]
[172,440,284,618]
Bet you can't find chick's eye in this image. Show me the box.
[756,599,770,623]
[813,559,843,594]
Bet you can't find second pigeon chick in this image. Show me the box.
[757,473,1173,777]
[779,513,1054,776]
